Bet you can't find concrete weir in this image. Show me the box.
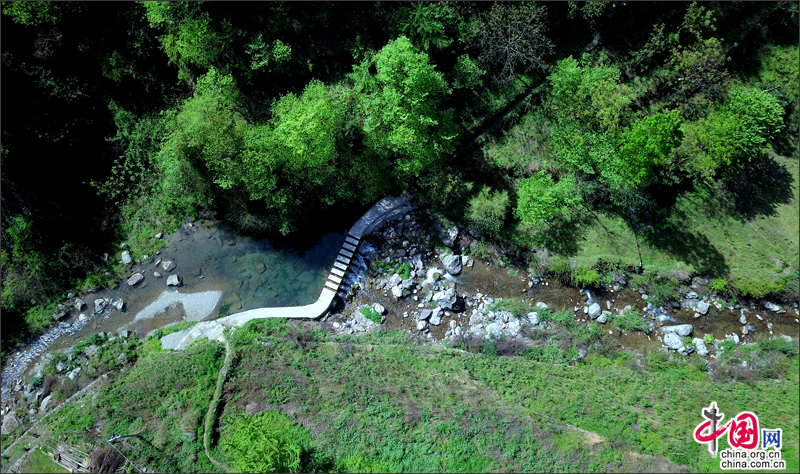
[161,195,414,351]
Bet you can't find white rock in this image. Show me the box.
[373,303,386,315]
[661,324,693,337]
[692,338,709,356]
[588,303,602,319]
[166,274,182,287]
[535,302,548,309]
[391,286,403,298]
[121,251,132,265]
[663,332,684,350]
[696,300,710,315]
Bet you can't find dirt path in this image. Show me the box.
[203,337,233,473]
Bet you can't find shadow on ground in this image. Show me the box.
[719,155,796,221]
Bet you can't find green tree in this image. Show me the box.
[667,37,729,113]
[614,109,684,188]
[1,0,69,25]
[351,36,459,181]
[515,171,581,227]
[680,85,784,179]
[466,186,510,236]
[452,54,486,89]
[548,56,633,134]
[393,1,457,51]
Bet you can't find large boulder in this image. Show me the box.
[52,311,68,322]
[663,332,684,350]
[527,311,540,326]
[441,254,462,275]
[430,308,443,326]
[74,298,86,311]
[597,312,609,324]
[94,298,108,312]
[692,337,709,356]
[662,324,693,337]
[166,274,182,287]
[411,254,425,272]
[121,251,132,265]
[373,303,386,315]
[1,412,20,435]
[588,303,602,319]
[433,287,457,310]
[127,273,144,286]
[695,300,710,315]
[391,285,403,299]
[419,309,432,321]
[39,394,53,414]
[434,219,459,247]
[161,260,176,272]
[485,322,503,339]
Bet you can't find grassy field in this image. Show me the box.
[17,449,68,474]
[571,154,799,291]
[29,316,799,473]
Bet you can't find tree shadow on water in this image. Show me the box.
[719,155,796,221]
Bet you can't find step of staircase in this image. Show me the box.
[325,281,340,291]
[345,235,360,246]
[336,255,351,265]
[333,261,348,271]
[342,242,357,252]
[331,267,346,278]
[339,249,354,259]
[328,274,343,284]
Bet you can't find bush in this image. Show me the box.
[709,277,727,292]
[572,266,601,287]
[359,306,382,324]
[221,410,312,473]
[466,185,509,237]
[546,259,572,285]
[612,310,649,333]
[703,334,715,345]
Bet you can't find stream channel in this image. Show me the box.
[2,213,800,405]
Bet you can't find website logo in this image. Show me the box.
[693,402,785,470]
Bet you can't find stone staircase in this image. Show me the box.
[324,233,361,293]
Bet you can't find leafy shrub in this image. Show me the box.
[492,298,533,317]
[718,340,736,353]
[709,277,727,292]
[221,411,312,473]
[546,259,572,285]
[466,185,509,237]
[613,310,649,333]
[472,239,489,260]
[572,266,601,287]
[732,277,783,299]
[703,334,715,345]
[359,306,382,324]
[756,337,799,357]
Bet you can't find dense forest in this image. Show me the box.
[1,1,798,356]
